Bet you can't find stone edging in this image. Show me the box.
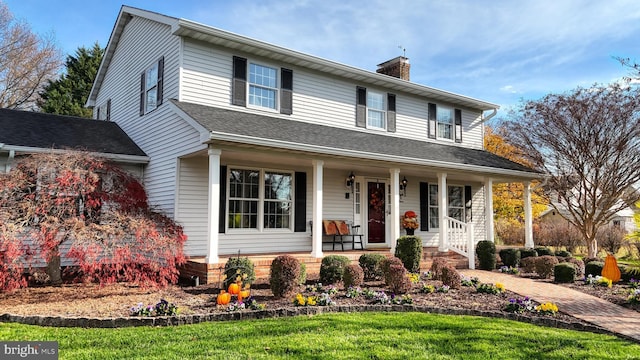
[0,305,634,344]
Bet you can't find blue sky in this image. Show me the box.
[4,0,640,117]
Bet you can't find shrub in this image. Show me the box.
[520,257,537,274]
[380,257,404,285]
[343,264,364,288]
[299,263,307,285]
[598,226,628,255]
[554,263,576,283]
[564,257,585,279]
[585,261,604,277]
[519,248,538,259]
[319,255,350,284]
[223,256,255,289]
[534,247,553,256]
[269,255,301,298]
[534,222,583,253]
[534,256,559,279]
[622,266,640,283]
[430,257,449,281]
[499,248,521,268]
[495,219,524,245]
[583,257,601,266]
[387,264,412,294]
[554,250,572,258]
[440,265,461,289]
[359,253,386,281]
[394,236,423,273]
[476,241,496,270]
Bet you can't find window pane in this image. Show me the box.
[429,185,438,206]
[264,200,291,229]
[448,208,463,221]
[429,207,439,229]
[145,88,157,112]
[367,109,385,128]
[367,92,384,110]
[264,172,291,200]
[250,63,277,88]
[146,64,158,88]
[228,199,258,229]
[448,186,463,207]
[249,85,276,109]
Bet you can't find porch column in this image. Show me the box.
[390,168,401,254]
[438,172,448,252]
[484,178,494,242]
[311,160,324,258]
[524,181,534,248]
[206,148,222,264]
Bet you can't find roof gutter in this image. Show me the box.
[481,108,498,123]
[1,145,150,164]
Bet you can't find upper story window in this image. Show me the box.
[139,57,164,116]
[249,63,278,110]
[428,103,463,143]
[96,99,111,121]
[356,86,396,132]
[437,106,453,140]
[367,91,386,129]
[232,56,293,115]
[228,167,293,231]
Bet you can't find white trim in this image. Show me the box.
[438,173,448,252]
[1,145,149,164]
[485,178,494,242]
[311,160,323,258]
[206,147,221,263]
[524,181,534,248]
[390,168,401,254]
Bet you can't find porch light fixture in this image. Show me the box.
[346,172,356,190]
[400,176,408,197]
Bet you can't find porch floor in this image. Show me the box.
[179,247,469,285]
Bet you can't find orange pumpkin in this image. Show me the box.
[238,289,251,302]
[216,291,231,305]
[228,282,240,295]
[602,254,621,283]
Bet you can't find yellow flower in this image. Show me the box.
[536,302,558,314]
[307,296,317,306]
[495,283,505,292]
[294,293,306,306]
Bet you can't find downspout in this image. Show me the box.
[480,108,498,123]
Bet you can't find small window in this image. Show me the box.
[367,91,386,129]
[428,184,465,229]
[249,63,278,110]
[139,57,164,115]
[437,106,453,140]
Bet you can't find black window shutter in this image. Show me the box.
[139,72,145,116]
[96,107,100,120]
[387,93,396,132]
[232,56,247,106]
[106,99,111,121]
[157,56,164,106]
[419,182,429,231]
[280,68,293,115]
[219,165,227,233]
[455,109,462,143]
[465,185,472,222]
[428,103,436,139]
[356,86,366,128]
[294,172,307,232]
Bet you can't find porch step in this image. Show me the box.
[179,248,470,285]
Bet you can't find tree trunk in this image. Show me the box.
[586,238,598,259]
[46,246,62,285]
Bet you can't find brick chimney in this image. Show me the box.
[376,56,410,81]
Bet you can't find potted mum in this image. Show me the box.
[402,210,419,235]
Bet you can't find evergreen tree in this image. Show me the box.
[39,42,103,117]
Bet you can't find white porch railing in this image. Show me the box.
[445,216,476,269]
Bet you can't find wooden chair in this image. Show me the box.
[334,220,364,250]
[322,220,341,251]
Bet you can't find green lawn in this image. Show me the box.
[1,312,638,359]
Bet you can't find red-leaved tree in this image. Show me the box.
[0,151,186,291]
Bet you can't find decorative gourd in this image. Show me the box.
[239,289,250,301]
[228,282,240,295]
[216,291,231,305]
[602,254,621,283]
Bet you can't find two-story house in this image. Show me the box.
[86,6,540,281]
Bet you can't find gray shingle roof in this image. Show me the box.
[0,108,146,157]
[171,100,538,176]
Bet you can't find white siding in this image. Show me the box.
[180,39,485,150]
[94,16,206,217]
[176,156,209,256]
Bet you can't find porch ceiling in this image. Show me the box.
[171,100,542,182]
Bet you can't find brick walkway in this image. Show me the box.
[461,269,640,342]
